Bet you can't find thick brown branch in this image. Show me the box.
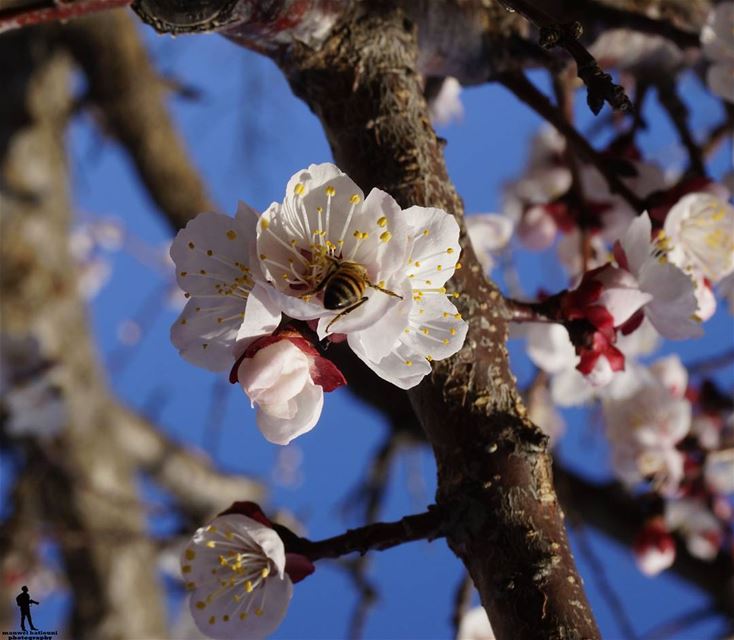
[278,5,600,639]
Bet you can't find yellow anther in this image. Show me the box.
[209,616,216,625]
[436,265,442,271]
[207,249,213,256]
[226,229,237,240]
[185,549,196,561]
[188,241,195,249]
[452,292,459,298]
[261,567,271,578]
[260,218,269,230]
[446,247,454,254]
[245,581,254,593]
[223,615,230,622]
[182,565,191,574]
[186,582,196,591]
[450,328,457,336]
[325,186,336,197]
[196,601,206,610]
[442,338,449,344]
[180,319,187,325]
[294,182,305,195]
[377,216,388,227]
[421,328,430,335]
[456,262,462,270]
[255,608,264,617]
[350,194,361,204]
[425,355,433,362]
[422,229,430,236]
[240,612,248,621]
[180,271,187,277]
[380,231,392,242]
[404,360,413,366]
[453,313,461,320]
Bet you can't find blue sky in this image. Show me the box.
[20,22,733,639]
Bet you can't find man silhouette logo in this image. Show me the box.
[15,586,39,632]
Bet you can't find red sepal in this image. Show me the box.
[284,553,316,584]
[218,501,274,528]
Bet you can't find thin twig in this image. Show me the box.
[292,508,445,561]
[498,72,645,212]
[656,80,706,176]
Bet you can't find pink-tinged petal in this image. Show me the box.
[549,367,595,407]
[619,212,653,276]
[255,380,323,445]
[595,265,652,326]
[238,341,310,408]
[284,553,316,584]
[466,213,514,271]
[583,353,616,387]
[638,259,703,339]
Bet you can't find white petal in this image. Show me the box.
[518,205,557,251]
[704,449,734,494]
[172,296,245,371]
[238,341,310,408]
[317,279,406,339]
[648,354,688,398]
[466,213,514,272]
[457,606,496,640]
[403,205,462,288]
[171,212,256,298]
[236,285,283,348]
[401,294,467,362]
[429,76,464,125]
[595,265,652,326]
[550,368,595,407]
[526,324,577,375]
[349,333,431,389]
[255,379,324,445]
[639,259,703,339]
[343,283,413,361]
[619,212,653,276]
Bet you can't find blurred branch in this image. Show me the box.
[112,404,265,520]
[656,80,705,176]
[60,9,213,230]
[0,28,166,639]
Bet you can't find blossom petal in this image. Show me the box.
[404,205,461,288]
[619,212,653,275]
[639,259,703,339]
[255,379,324,445]
[171,212,256,298]
[172,296,245,371]
[349,333,432,390]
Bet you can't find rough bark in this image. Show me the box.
[278,6,599,639]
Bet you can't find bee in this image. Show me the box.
[313,258,402,331]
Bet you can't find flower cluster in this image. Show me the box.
[170,164,467,443]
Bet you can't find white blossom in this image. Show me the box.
[701,2,734,102]
[465,213,514,272]
[633,520,676,577]
[256,163,467,389]
[615,212,702,339]
[665,498,724,560]
[182,514,292,640]
[705,448,734,494]
[170,203,281,372]
[457,606,496,640]
[603,362,691,496]
[429,77,463,125]
[236,338,331,445]
[663,192,734,283]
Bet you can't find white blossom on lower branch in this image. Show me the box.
[181,503,313,640]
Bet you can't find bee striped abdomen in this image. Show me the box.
[323,265,367,310]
